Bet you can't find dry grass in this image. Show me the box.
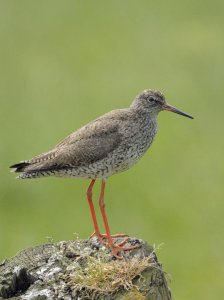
[64,255,155,296]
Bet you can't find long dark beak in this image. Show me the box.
[163,104,194,119]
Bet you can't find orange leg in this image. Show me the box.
[87,180,106,244]
[87,180,128,243]
[99,180,113,246]
[99,179,139,258]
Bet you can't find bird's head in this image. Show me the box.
[131,89,193,119]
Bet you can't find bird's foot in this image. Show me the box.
[90,232,108,245]
[90,232,139,258]
[109,238,140,259]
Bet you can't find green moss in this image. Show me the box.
[121,287,147,299]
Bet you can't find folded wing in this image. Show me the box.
[10,115,122,174]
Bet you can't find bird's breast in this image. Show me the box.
[123,119,157,159]
[103,118,158,176]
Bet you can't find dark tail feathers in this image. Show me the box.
[10,162,30,172]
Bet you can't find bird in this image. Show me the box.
[10,89,193,258]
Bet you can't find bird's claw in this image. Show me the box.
[110,241,140,259]
[90,232,139,259]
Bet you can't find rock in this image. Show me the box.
[0,237,171,300]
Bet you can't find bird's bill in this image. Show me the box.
[162,104,193,119]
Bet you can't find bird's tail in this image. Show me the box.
[10,162,30,173]
[10,149,58,179]
[10,161,50,179]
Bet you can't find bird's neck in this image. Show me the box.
[130,105,159,121]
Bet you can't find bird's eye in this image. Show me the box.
[149,97,156,103]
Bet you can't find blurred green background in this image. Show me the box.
[0,1,223,299]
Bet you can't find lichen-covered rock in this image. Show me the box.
[0,238,171,300]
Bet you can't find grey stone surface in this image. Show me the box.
[0,238,171,300]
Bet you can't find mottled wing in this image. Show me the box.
[10,113,122,174]
[54,122,121,167]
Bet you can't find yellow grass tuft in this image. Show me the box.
[64,255,154,296]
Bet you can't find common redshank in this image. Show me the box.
[10,89,193,258]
